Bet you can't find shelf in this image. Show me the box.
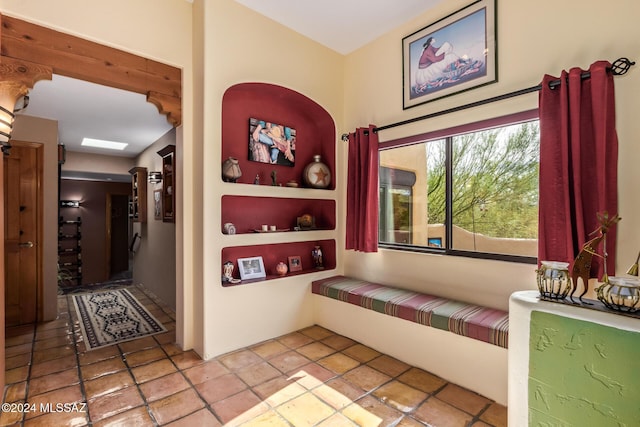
[222,195,335,235]
[221,239,335,286]
[58,214,82,286]
[220,83,338,289]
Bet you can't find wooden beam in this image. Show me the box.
[147,91,182,127]
[0,56,52,91]
[0,14,181,126]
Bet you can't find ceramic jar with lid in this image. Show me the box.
[303,155,331,189]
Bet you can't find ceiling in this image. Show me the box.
[17,74,174,158]
[15,0,443,163]
[234,0,444,55]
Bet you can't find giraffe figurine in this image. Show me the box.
[570,212,620,304]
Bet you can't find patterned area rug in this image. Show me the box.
[73,289,167,350]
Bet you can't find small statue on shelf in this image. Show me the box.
[570,211,620,304]
[254,173,260,185]
[222,261,241,284]
[271,170,277,186]
[312,245,324,269]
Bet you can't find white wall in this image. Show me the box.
[342,0,640,311]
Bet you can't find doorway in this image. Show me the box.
[106,193,131,280]
[4,141,43,326]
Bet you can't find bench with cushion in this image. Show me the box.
[312,275,509,347]
[311,275,510,404]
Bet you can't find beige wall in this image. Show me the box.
[200,0,344,358]
[132,129,177,310]
[1,0,195,349]
[62,151,134,177]
[5,0,640,370]
[11,115,58,321]
[343,0,640,311]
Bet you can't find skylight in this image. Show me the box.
[81,138,128,151]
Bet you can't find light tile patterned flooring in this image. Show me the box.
[2,285,507,426]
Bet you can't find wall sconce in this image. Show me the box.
[0,93,29,156]
[60,200,81,208]
[0,56,52,156]
[148,171,163,184]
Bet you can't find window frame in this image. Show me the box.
[378,110,539,264]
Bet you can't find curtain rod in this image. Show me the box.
[341,57,635,141]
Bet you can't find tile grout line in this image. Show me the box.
[117,340,161,426]
[67,292,93,427]
[20,324,37,425]
[152,332,226,425]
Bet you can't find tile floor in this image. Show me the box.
[2,285,507,426]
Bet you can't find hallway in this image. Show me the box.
[2,285,506,426]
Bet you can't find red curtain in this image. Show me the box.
[346,125,379,252]
[538,61,618,279]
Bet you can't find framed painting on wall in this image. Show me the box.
[153,189,162,220]
[402,0,497,109]
[248,117,296,167]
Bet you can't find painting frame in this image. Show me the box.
[402,0,497,109]
[153,189,162,220]
[288,255,303,272]
[237,256,266,280]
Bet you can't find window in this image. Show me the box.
[378,112,539,263]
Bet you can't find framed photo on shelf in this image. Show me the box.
[237,256,266,280]
[288,256,303,272]
[248,117,296,167]
[402,0,497,109]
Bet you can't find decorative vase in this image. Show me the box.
[223,222,236,235]
[303,155,331,189]
[222,157,242,182]
[276,261,288,276]
[536,261,571,300]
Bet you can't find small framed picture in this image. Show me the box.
[288,255,302,272]
[154,189,162,220]
[237,256,266,280]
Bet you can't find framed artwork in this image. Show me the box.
[288,255,302,272]
[402,0,497,109]
[237,256,266,280]
[154,189,162,220]
[248,117,296,167]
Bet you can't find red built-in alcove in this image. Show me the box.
[220,83,337,286]
[221,83,336,188]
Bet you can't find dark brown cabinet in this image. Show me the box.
[157,144,176,222]
[129,166,147,223]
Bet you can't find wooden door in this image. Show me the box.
[4,142,41,326]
